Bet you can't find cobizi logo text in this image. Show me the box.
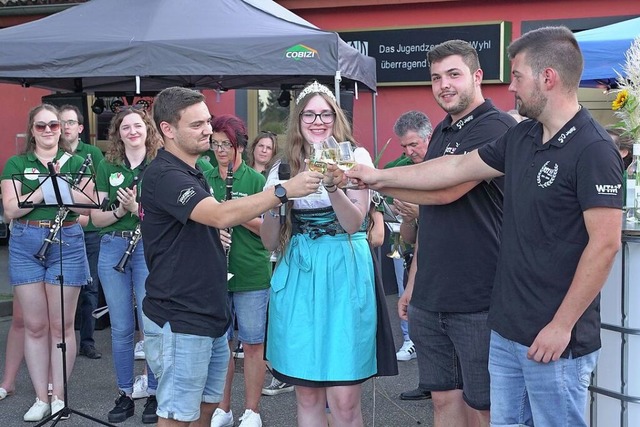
[285,44,318,61]
[595,183,621,196]
[536,161,558,188]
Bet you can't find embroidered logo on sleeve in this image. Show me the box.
[178,187,196,205]
[536,161,558,188]
[595,184,622,196]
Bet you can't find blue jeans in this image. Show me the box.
[78,230,100,349]
[393,257,409,341]
[98,234,157,394]
[225,289,269,344]
[489,330,599,427]
[143,313,229,422]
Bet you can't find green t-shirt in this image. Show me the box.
[199,150,218,169]
[204,161,270,292]
[74,140,105,232]
[1,150,87,220]
[95,160,145,234]
[196,157,214,172]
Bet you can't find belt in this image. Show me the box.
[16,219,77,228]
[110,230,136,238]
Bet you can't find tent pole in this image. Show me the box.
[372,91,378,158]
[334,71,342,106]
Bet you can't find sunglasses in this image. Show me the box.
[34,121,61,132]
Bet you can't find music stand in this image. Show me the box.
[12,163,114,426]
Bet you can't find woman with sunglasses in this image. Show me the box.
[0,103,93,422]
[260,82,379,426]
[90,107,159,424]
[248,131,278,176]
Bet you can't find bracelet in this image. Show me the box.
[268,208,280,218]
[325,184,338,193]
[113,210,123,220]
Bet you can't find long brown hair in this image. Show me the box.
[105,108,160,164]
[276,81,357,252]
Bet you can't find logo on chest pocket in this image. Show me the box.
[536,161,558,188]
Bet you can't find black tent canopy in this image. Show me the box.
[0,0,376,97]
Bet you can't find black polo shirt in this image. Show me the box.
[413,100,516,313]
[140,148,229,338]
[479,107,623,357]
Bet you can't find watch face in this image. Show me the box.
[275,185,287,199]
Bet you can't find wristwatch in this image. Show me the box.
[274,184,288,204]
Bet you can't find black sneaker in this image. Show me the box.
[108,391,134,423]
[142,395,158,424]
[79,345,102,359]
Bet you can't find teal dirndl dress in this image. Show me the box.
[266,205,377,385]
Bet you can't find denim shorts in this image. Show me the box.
[142,313,229,422]
[225,288,269,344]
[489,330,599,427]
[409,304,491,410]
[9,221,89,286]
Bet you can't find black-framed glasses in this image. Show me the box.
[211,141,233,151]
[300,111,335,124]
[34,121,61,132]
[61,120,79,127]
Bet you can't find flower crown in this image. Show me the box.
[295,81,336,105]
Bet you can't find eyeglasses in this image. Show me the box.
[34,121,61,132]
[211,141,233,151]
[61,120,79,127]
[300,111,335,125]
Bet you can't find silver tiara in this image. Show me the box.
[295,81,336,105]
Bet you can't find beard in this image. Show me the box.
[437,89,474,117]
[516,84,546,120]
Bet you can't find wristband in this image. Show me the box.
[325,184,338,193]
[113,210,123,220]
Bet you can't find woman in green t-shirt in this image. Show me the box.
[1,104,93,422]
[90,107,159,424]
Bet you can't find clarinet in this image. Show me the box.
[34,155,92,261]
[224,163,234,278]
[113,176,140,273]
[113,224,141,273]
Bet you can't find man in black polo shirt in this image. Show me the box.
[140,87,323,427]
[348,27,623,427]
[391,40,515,426]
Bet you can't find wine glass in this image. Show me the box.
[337,141,358,188]
[308,142,327,174]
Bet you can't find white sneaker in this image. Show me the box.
[135,340,145,360]
[23,398,51,422]
[51,395,70,420]
[210,408,234,427]
[396,340,417,361]
[239,409,262,427]
[132,374,149,399]
[261,377,294,396]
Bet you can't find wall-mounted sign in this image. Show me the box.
[340,22,511,86]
